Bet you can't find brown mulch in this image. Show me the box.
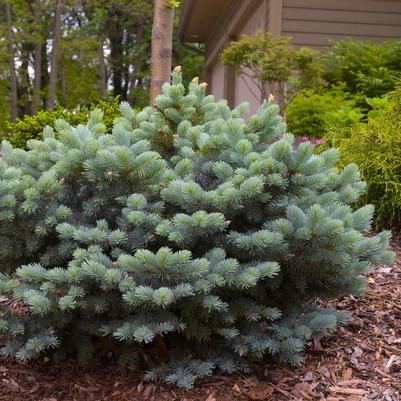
[1,241,400,401]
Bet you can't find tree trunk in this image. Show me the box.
[41,37,49,102]
[60,54,67,107]
[32,0,42,115]
[98,38,107,98]
[128,24,145,105]
[46,0,63,110]
[108,12,124,98]
[5,1,18,121]
[18,41,33,116]
[150,0,174,104]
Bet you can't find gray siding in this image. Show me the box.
[282,0,401,50]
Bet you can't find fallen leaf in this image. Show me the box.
[137,381,144,394]
[304,371,314,381]
[342,368,353,381]
[232,383,241,393]
[205,393,217,401]
[142,384,156,399]
[351,347,363,359]
[246,384,274,400]
[28,383,40,394]
[348,317,364,328]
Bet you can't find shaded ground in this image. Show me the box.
[1,240,400,401]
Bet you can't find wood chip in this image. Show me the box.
[329,386,367,396]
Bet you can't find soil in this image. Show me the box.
[1,239,400,401]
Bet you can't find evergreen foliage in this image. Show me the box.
[285,87,362,138]
[0,70,393,388]
[321,40,401,99]
[4,97,122,148]
[328,85,401,228]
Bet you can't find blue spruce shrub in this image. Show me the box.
[0,70,393,388]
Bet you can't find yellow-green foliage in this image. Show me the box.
[286,87,362,137]
[4,98,121,148]
[330,86,401,228]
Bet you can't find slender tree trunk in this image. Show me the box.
[108,12,124,98]
[98,38,107,98]
[32,0,42,114]
[60,54,67,107]
[128,25,145,105]
[41,37,49,102]
[19,42,33,116]
[46,0,63,110]
[5,1,18,121]
[122,61,129,100]
[150,0,174,104]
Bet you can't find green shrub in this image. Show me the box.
[328,86,401,228]
[4,97,121,148]
[286,87,361,137]
[0,71,393,388]
[221,32,321,109]
[321,39,401,99]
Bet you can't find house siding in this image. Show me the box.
[184,0,401,112]
[234,2,267,114]
[210,59,225,101]
[282,0,401,50]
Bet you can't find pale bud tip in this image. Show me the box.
[199,82,208,90]
[191,76,199,84]
[268,94,275,102]
[174,65,182,73]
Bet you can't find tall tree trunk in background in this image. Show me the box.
[41,38,49,108]
[108,12,124,98]
[60,54,67,107]
[46,0,63,110]
[128,24,145,105]
[19,42,33,116]
[98,38,107,98]
[32,0,42,115]
[150,0,174,104]
[5,1,18,121]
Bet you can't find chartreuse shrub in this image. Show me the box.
[328,86,401,228]
[285,87,363,138]
[3,97,121,148]
[0,70,393,388]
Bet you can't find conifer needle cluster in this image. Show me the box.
[0,70,393,388]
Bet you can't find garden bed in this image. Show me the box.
[1,238,400,401]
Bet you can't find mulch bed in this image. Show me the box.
[1,239,400,401]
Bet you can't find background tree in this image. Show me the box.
[0,0,204,134]
[221,31,321,110]
[4,0,18,121]
[46,0,63,109]
[32,0,43,114]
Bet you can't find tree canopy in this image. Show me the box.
[0,0,204,133]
